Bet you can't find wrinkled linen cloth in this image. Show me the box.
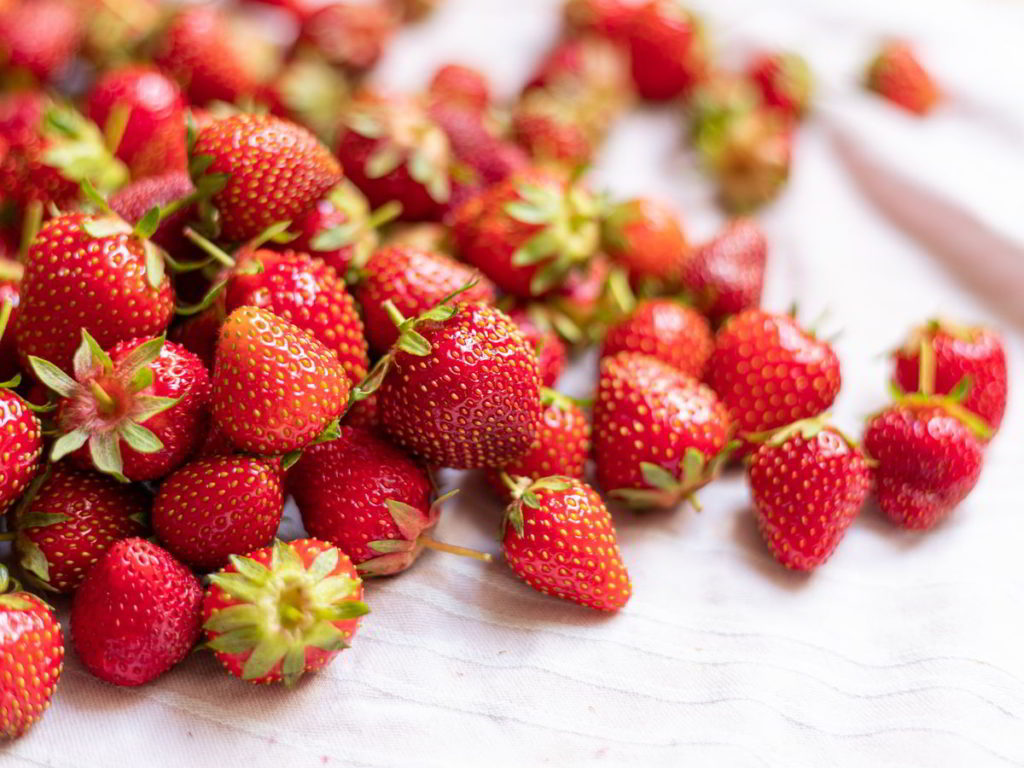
[5,0,1024,766]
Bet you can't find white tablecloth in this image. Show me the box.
[5,0,1024,766]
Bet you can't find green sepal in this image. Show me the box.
[206,626,262,654]
[89,432,127,482]
[202,604,264,634]
[132,394,181,423]
[29,355,79,399]
[82,217,131,239]
[134,206,161,240]
[50,428,89,461]
[116,420,164,454]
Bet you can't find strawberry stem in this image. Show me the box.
[918,338,936,396]
[89,380,117,415]
[0,299,12,344]
[367,200,403,230]
[419,535,492,563]
[184,228,236,268]
[20,199,43,260]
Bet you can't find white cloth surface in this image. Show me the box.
[5,0,1024,766]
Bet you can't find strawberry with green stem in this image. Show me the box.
[749,52,812,121]
[0,299,42,513]
[601,197,689,293]
[866,41,940,116]
[681,217,766,325]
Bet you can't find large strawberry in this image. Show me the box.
[202,539,369,685]
[624,0,709,101]
[11,465,148,593]
[682,218,766,324]
[0,565,63,739]
[301,1,398,72]
[0,0,81,83]
[748,417,871,571]
[749,51,812,121]
[602,197,689,291]
[594,351,731,508]
[153,455,284,571]
[72,537,203,686]
[30,332,211,482]
[602,298,712,378]
[501,476,631,611]
[866,41,939,116]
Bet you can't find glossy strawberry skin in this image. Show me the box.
[748,426,871,571]
[864,405,983,530]
[603,197,688,288]
[153,456,284,572]
[0,389,42,513]
[625,0,709,101]
[506,308,567,388]
[71,538,203,687]
[342,390,380,432]
[602,299,712,379]
[682,218,767,324]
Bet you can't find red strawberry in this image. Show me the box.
[452,168,600,297]
[513,90,595,168]
[0,260,22,380]
[593,351,731,507]
[109,172,197,258]
[866,41,939,116]
[72,537,203,686]
[0,383,42,514]
[748,417,871,571]
[749,51,812,121]
[602,197,688,291]
[356,244,496,354]
[689,70,760,141]
[563,0,635,38]
[212,306,349,455]
[0,565,63,739]
[12,465,148,593]
[302,1,398,72]
[366,299,542,469]
[601,298,712,378]
[682,218,766,324]
[0,0,81,83]
[525,36,632,118]
[168,307,220,371]
[85,65,187,180]
[891,319,1007,435]
[16,212,173,374]
[190,113,342,242]
[202,539,369,685]
[428,63,491,113]
[485,389,589,498]
[706,309,840,446]
[501,476,631,611]
[153,456,284,571]
[625,0,709,101]
[30,333,211,482]
[505,307,567,387]
[547,252,613,340]
[342,390,380,432]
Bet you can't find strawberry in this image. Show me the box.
[0,0,81,83]
[525,36,632,121]
[110,171,197,259]
[451,168,600,297]
[706,309,841,447]
[428,63,492,113]
[168,307,220,371]
[302,1,398,72]
[202,538,369,685]
[190,113,343,243]
[485,388,589,498]
[30,333,211,482]
[505,307,567,387]
[336,94,453,222]
[688,71,759,141]
[212,306,349,455]
[681,218,766,324]
[0,260,22,379]
[625,0,709,101]
[341,390,380,432]
[747,417,871,571]
[563,0,635,38]
[501,476,631,611]
[363,299,542,469]
[601,298,712,378]
[85,65,187,180]
[513,89,595,168]
[0,373,42,514]
[263,52,351,145]
[72,537,203,686]
[749,52,812,121]
[866,41,939,116]
[602,197,688,291]
[153,455,284,571]
[16,211,173,374]
[891,319,1007,435]
[0,565,63,739]
[356,244,496,354]
[546,252,613,341]
[593,351,731,508]
[11,465,148,593]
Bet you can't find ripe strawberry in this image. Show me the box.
[341,390,380,432]
[30,333,211,482]
[72,537,202,686]
[428,63,491,113]
[748,417,871,571]
[501,476,631,611]
[525,36,632,119]
[110,172,198,262]
[0,0,81,83]
[706,310,841,447]
[602,197,688,291]
[11,465,148,593]
[485,389,589,498]
[168,307,220,371]
[593,351,731,507]
[302,1,398,72]
[866,41,939,116]
[212,306,349,455]
[336,94,453,221]
[190,113,342,242]
[452,168,600,297]
[891,319,1007,435]
[356,244,496,354]
[0,383,42,514]
[85,65,187,180]
[0,260,22,380]
[153,456,284,571]
[513,90,595,168]
[749,52,812,121]
[601,298,712,378]
[202,539,369,685]
[16,211,173,374]
[563,0,635,38]
[366,299,542,469]
[546,252,613,341]
[0,565,63,739]
[625,0,709,101]
[682,218,766,324]
[505,307,567,387]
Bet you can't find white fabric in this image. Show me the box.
[5,1,1024,765]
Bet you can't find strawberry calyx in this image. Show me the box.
[500,474,573,537]
[173,226,272,316]
[0,564,38,611]
[610,441,739,511]
[6,467,69,592]
[41,102,128,198]
[306,183,403,282]
[897,317,976,357]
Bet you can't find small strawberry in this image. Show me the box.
[109,172,197,258]
[601,298,712,378]
[0,565,63,739]
[688,71,759,141]
[505,307,567,387]
[0,302,41,514]
[0,260,22,379]
[625,0,709,101]
[749,51,812,121]
[513,89,595,168]
[563,0,635,38]
[212,306,349,455]
[501,476,631,611]
[72,537,203,686]
[428,63,492,113]
[747,417,871,571]
[30,332,211,482]
[681,218,766,324]
[525,35,632,122]
[11,465,148,593]
[593,351,731,508]
[302,1,398,72]
[866,41,939,116]
[202,539,369,685]
[0,0,81,83]
[153,456,284,571]
[190,113,343,242]
[602,197,688,291]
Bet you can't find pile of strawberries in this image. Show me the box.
[0,0,987,742]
